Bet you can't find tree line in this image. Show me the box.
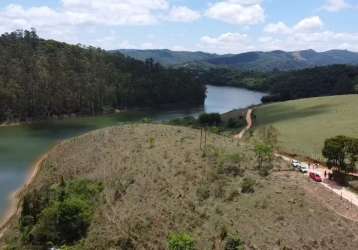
[195,65,358,103]
[0,30,206,122]
[323,135,358,185]
[262,65,358,103]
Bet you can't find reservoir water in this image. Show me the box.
[0,85,266,217]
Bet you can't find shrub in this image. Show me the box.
[226,118,239,128]
[148,137,155,148]
[169,116,197,127]
[198,113,221,126]
[209,126,222,134]
[219,153,244,177]
[196,184,210,201]
[222,164,244,177]
[117,238,135,250]
[225,236,245,250]
[241,178,256,193]
[168,233,196,250]
[20,179,103,248]
[142,117,152,123]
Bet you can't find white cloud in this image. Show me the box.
[61,0,170,26]
[265,16,323,35]
[94,36,136,50]
[293,16,323,33]
[199,32,254,53]
[206,0,265,25]
[321,0,351,12]
[264,22,291,34]
[260,16,358,52]
[258,31,358,52]
[166,6,201,22]
[0,0,172,34]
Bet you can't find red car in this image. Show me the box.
[309,172,322,182]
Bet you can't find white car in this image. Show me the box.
[291,160,301,169]
[299,164,309,173]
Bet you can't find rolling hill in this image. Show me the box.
[116,49,218,66]
[254,95,358,160]
[2,124,358,249]
[116,49,358,71]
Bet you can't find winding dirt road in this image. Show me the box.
[234,108,253,139]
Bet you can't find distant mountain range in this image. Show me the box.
[116,49,358,72]
[116,49,217,66]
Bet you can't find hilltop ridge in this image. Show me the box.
[117,48,358,71]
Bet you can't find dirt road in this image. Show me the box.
[234,108,253,139]
[276,153,358,208]
[235,109,358,210]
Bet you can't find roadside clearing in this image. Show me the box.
[235,108,358,210]
[276,153,358,208]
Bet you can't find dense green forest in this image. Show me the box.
[262,65,358,102]
[195,68,271,91]
[196,65,358,103]
[0,30,206,122]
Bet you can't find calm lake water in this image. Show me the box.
[0,85,266,217]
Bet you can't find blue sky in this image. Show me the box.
[0,0,358,53]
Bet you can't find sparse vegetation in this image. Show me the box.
[224,235,245,250]
[241,177,256,194]
[168,233,196,250]
[148,137,156,148]
[2,124,358,250]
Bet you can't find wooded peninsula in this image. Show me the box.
[0,30,206,123]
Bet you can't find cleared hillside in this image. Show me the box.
[255,95,358,160]
[2,124,358,249]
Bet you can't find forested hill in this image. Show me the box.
[262,65,358,103]
[116,49,218,66]
[0,30,206,123]
[117,49,358,71]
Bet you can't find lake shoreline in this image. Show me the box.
[0,85,267,221]
[0,102,206,128]
[0,153,49,240]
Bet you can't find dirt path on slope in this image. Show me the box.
[0,153,48,239]
[234,108,253,140]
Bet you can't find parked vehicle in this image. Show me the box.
[309,172,322,182]
[291,160,301,169]
[299,164,309,173]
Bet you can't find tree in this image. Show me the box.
[254,143,273,169]
[322,135,358,173]
[198,113,222,126]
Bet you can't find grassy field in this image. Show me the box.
[2,124,358,249]
[254,95,358,161]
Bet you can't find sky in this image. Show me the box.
[0,0,358,54]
